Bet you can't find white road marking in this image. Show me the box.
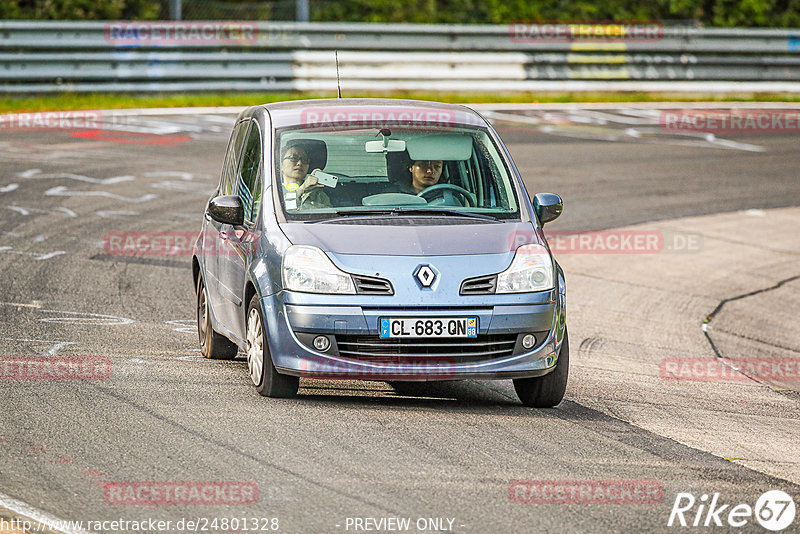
[144,171,195,181]
[165,319,195,333]
[55,207,77,217]
[95,210,139,218]
[38,310,135,326]
[0,338,77,356]
[177,352,206,361]
[486,108,768,152]
[706,137,766,152]
[45,186,157,203]
[1,336,69,343]
[17,168,134,185]
[150,181,213,193]
[0,183,19,193]
[146,171,214,193]
[6,205,77,217]
[45,341,77,356]
[7,205,30,215]
[580,109,655,125]
[0,246,66,260]
[0,302,43,309]
[0,490,95,534]
[128,357,159,365]
[481,110,541,125]
[36,251,67,260]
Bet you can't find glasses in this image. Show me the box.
[283,155,309,165]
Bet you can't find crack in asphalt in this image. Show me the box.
[702,274,800,357]
[701,274,800,394]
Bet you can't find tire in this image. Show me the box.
[196,275,238,360]
[246,294,299,398]
[513,329,569,408]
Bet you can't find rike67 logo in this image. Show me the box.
[668,490,796,531]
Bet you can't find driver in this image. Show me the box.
[407,160,443,193]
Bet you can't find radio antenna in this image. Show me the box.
[335,50,342,98]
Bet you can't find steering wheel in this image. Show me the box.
[417,184,475,207]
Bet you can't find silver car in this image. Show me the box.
[192,99,568,407]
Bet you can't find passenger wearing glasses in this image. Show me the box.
[280,143,331,210]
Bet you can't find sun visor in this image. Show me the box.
[406,134,473,161]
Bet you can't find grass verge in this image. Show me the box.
[2,91,800,113]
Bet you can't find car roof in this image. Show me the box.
[255,98,488,129]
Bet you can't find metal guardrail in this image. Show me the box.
[1,21,799,92]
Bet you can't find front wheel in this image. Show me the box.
[246,295,299,398]
[513,330,569,408]
[197,275,238,360]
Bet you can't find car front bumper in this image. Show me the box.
[260,288,566,381]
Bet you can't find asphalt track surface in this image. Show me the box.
[0,105,799,534]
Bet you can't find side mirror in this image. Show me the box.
[534,193,563,225]
[207,195,244,226]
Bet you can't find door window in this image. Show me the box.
[219,120,250,196]
[237,121,263,223]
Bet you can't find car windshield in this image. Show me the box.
[275,124,520,221]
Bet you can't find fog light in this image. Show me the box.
[313,335,331,352]
[522,334,536,349]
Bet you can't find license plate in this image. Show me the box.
[379,317,478,338]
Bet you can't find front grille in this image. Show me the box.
[460,274,497,295]
[335,334,517,363]
[352,275,394,295]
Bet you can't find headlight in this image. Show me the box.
[496,244,554,293]
[282,245,356,294]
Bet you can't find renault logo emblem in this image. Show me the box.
[415,265,437,287]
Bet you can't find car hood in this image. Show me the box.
[279,220,542,256]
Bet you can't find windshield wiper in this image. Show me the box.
[328,207,499,222]
[391,207,499,221]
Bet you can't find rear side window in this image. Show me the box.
[219,120,250,196]
[237,121,262,223]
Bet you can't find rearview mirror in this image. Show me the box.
[207,195,244,226]
[534,193,563,225]
[365,139,406,153]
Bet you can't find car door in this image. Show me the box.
[204,119,250,325]
[217,119,262,338]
